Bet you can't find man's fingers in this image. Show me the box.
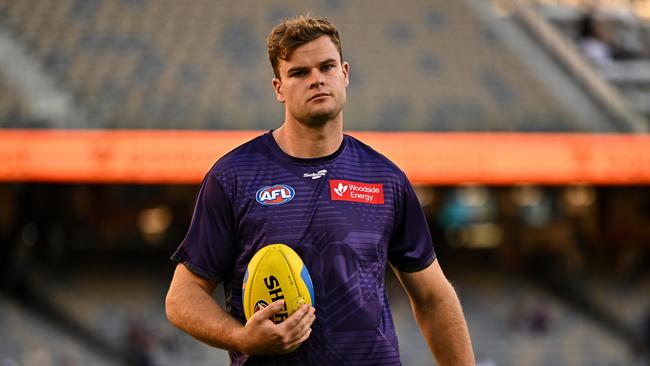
[250,299,285,323]
[279,304,309,329]
[282,306,315,340]
[292,316,314,343]
[298,326,312,343]
[293,307,316,334]
[285,327,312,351]
[246,302,315,355]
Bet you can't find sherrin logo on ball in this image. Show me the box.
[242,244,315,327]
[256,184,295,206]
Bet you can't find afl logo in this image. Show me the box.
[256,184,295,206]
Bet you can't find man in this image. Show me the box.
[166,15,474,365]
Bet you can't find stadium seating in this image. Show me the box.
[0,260,638,366]
[0,0,585,131]
[586,274,650,338]
[533,0,650,120]
[0,294,113,366]
[34,264,231,366]
[443,267,635,365]
[0,72,31,127]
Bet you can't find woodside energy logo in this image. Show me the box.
[329,180,384,204]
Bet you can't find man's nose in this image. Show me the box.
[309,71,325,88]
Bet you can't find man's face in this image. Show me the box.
[273,35,350,126]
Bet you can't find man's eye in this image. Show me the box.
[291,71,307,77]
[322,64,335,71]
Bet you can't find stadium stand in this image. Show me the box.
[445,266,635,366]
[585,274,650,338]
[2,259,638,366]
[530,0,650,122]
[46,265,231,366]
[1,261,231,366]
[0,0,600,131]
[0,294,113,366]
[0,71,31,127]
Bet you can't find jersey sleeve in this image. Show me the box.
[387,176,436,273]
[171,170,236,282]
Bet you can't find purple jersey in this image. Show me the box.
[172,131,435,365]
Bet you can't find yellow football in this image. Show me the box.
[242,243,315,324]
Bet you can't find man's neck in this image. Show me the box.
[272,118,343,159]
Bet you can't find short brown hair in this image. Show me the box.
[267,15,342,78]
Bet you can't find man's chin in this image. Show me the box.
[305,115,333,126]
[302,108,342,126]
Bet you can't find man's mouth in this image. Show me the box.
[309,93,330,101]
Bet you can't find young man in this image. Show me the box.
[166,15,475,365]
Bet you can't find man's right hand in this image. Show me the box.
[236,300,316,355]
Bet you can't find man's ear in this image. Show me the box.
[342,61,350,87]
[272,78,285,103]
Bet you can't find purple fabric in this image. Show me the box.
[172,131,435,365]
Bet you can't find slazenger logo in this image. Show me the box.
[256,184,295,206]
[330,180,384,204]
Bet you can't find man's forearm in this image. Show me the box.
[166,263,316,356]
[165,274,244,352]
[413,284,475,366]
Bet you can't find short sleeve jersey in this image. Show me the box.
[172,131,436,366]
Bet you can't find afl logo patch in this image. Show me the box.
[256,184,295,206]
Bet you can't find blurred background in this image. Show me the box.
[1,0,650,365]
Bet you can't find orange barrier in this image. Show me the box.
[1,129,649,184]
